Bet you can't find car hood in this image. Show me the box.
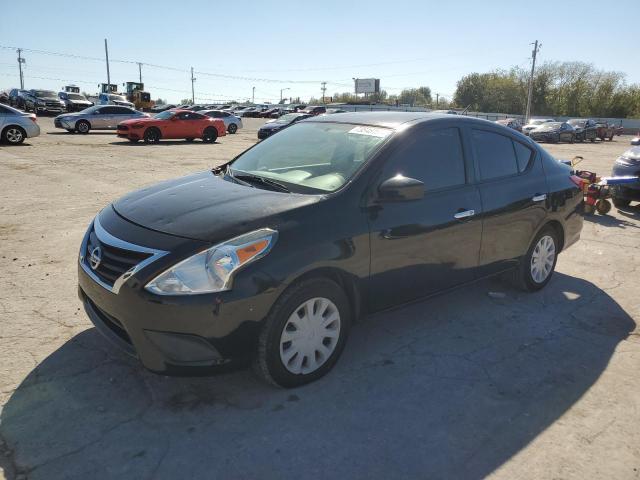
[112,171,321,242]
[119,117,157,125]
[36,96,61,102]
[69,99,92,104]
[533,125,561,132]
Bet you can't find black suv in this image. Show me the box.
[8,89,29,109]
[567,118,597,142]
[23,89,66,114]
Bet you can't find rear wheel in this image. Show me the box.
[596,199,611,215]
[228,123,238,134]
[514,227,558,292]
[254,277,351,388]
[76,120,90,134]
[202,127,218,143]
[143,128,161,143]
[3,126,26,144]
[185,138,194,142]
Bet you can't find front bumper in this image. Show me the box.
[257,128,277,139]
[77,208,276,375]
[35,105,65,114]
[530,132,558,142]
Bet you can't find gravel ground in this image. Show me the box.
[0,117,639,480]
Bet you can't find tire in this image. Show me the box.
[596,199,611,215]
[514,226,559,292]
[612,197,630,208]
[185,138,194,142]
[609,134,614,141]
[2,126,26,145]
[143,127,161,143]
[76,120,91,134]
[202,127,218,143]
[589,135,595,143]
[228,123,238,134]
[569,134,575,144]
[128,138,139,143]
[254,277,351,388]
[66,129,75,134]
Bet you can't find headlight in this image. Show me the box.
[145,228,278,295]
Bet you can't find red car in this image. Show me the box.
[117,109,226,143]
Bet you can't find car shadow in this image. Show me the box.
[47,132,116,136]
[584,210,640,228]
[0,273,634,479]
[109,140,218,146]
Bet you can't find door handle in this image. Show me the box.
[454,209,475,219]
[532,194,547,202]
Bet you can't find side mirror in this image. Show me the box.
[378,175,424,202]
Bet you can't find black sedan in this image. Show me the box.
[257,112,312,139]
[610,146,640,207]
[78,112,583,388]
[529,122,575,143]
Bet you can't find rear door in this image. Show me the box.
[469,127,548,276]
[0,105,8,130]
[368,124,483,310]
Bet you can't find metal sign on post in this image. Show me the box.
[354,78,380,94]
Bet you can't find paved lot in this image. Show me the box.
[0,117,639,480]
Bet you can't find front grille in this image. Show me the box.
[85,229,152,287]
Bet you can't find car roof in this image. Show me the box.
[305,111,493,129]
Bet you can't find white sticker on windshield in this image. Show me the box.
[348,126,391,138]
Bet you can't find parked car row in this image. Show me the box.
[502,117,624,144]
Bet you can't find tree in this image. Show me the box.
[397,87,432,106]
[180,98,193,105]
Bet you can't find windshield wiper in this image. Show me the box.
[232,172,291,193]
[211,162,232,175]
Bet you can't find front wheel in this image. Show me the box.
[143,128,161,143]
[228,123,238,134]
[76,120,90,134]
[202,127,218,143]
[254,277,351,388]
[596,199,611,215]
[514,227,558,292]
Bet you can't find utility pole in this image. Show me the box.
[436,93,439,108]
[525,40,541,123]
[280,87,290,103]
[190,67,196,104]
[137,62,143,83]
[104,39,111,85]
[17,49,25,89]
[252,86,255,104]
[321,82,327,104]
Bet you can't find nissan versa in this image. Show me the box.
[78,112,583,388]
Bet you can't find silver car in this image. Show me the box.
[54,105,148,133]
[0,104,40,144]
[200,110,243,134]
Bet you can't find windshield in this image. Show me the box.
[568,119,585,127]
[539,122,562,130]
[154,111,175,120]
[109,94,126,101]
[528,119,546,126]
[276,113,301,124]
[230,122,392,193]
[33,90,57,97]
[67,93,86,100]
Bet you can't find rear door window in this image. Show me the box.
[471,129,519,180]
[513,141,534,172]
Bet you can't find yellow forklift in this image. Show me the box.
[124,82,154,111]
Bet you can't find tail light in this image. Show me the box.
[29,115,37,123]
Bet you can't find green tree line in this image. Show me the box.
[310,61,640,118]
[453,61,640,118]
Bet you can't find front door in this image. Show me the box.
[368,125,483,311]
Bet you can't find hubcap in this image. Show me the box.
[530,235,556,283]
[279,297,341,375]
[6,128,23,143]
[78,123,88,133]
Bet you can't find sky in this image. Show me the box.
[1,0,638,104]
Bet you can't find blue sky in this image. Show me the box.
[1,0,637,103]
